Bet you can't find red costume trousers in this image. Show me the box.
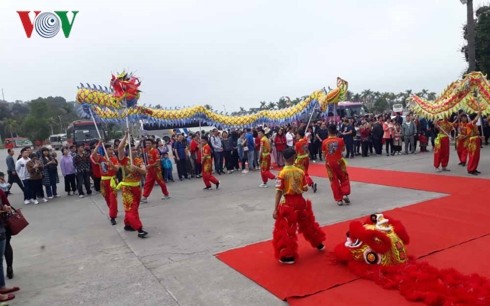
[202,171,219,188]
[433,135,449,168]
[143,167,169,197]
[456,138,468,164]
[326,159,351,202]
[272,195,325,260]
[467,137,481,172]
[101,178,117,219]
[296,157,313,186]
[122,185,143,231]
[260,155,275,184]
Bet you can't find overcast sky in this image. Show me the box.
[1,0,488,112]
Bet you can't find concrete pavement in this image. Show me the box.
[0,145,488,305]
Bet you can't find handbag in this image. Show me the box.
[5,208,29,235]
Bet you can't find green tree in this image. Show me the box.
[475,6,490,74]
[372,97,389,113]
[4,118,18,138]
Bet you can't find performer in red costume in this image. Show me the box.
[272,147,325,264]
[92,140,119,225]
[466,111,482,175]
[117,132,148,238]
[258,129,275,188]
[455,114,469,166]
[141,138,170,203]
[294,129,317,192]
[201,136,220,190]
[322,124,351,206]
[434,117,453,172]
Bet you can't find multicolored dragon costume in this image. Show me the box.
[334,213,490,306]
[76,76,348,128]
[410,71,490,120]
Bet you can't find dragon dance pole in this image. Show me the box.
[305,103,318,133]
[474,91,485,137]
[88,107,108,157]
[124,101,133,166]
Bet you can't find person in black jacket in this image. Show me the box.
[371,116,384,155]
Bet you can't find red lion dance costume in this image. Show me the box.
[334,214,490,305]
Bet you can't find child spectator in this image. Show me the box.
[161,153,174,182]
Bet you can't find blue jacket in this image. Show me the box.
[162,158,172,170]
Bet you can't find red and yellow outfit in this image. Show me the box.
[94,154,119,219]
[456,122,469,164]
[272,165,325,260]
[118,156,144,231]
[142,147,169,197]
[294,137,313,186]
[322,136,351,202]
[434,120,452,169]
[260,136,275,184]
[202,143,219,188]
[466,123,481,172]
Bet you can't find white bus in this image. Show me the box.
[49,133,67,150]
[392,104,404,113]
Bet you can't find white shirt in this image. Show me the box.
[306,132,312,144]
[286,132,294,147]
[15,157,31,180]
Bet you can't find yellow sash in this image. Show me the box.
[101,176,118,189]
[435,133,447,147]
[116,181,140,190]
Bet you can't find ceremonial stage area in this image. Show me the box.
[4,146,489,306]
[217,165,490,305]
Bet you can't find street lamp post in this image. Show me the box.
[461,0,476,72]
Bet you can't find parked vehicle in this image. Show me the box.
[4,137,33,149]
[66,120,107,146]
[49,133,67,150]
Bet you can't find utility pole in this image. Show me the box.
[58,115,63,133]
[461,0,476,72]
[1,88,4,101]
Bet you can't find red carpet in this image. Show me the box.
[216,165,490,305]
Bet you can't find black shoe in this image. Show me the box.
[203,186,211,190]
[110,218,116,226]
[475,170,481,174]
[316,243,325,251]
[138,230,148,238]
[337,201,344,206]
[312,183,317,193]
[279,257,295,264]
[124,225,136,232]
[6,266,13,279]
[343,196,351,204]
[216,181,220,189]
[468,171,478,175]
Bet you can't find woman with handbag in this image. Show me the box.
[0,188,20,302]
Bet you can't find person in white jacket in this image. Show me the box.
[15,148,31,204]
